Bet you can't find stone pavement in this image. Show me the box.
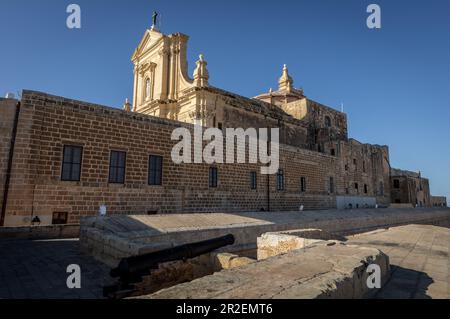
[0,224,449,299]
[0,238,109,299]
[347,224,450,299]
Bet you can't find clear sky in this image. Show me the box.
[1,0,449,201]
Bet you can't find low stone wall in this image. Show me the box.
[0,224,80,240]
[80,208,450,268]
[257,229,345,260]
[138,241,390,299]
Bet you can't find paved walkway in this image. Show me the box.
[347,224,450,299]
[0,224,448,299]
[0,239,109,299]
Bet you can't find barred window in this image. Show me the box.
[250,171,257,190]
[209,167,218,188]
[109,151,126,184]
[276,169,285,191]
[149,155,163,185]
[61,145,83,181]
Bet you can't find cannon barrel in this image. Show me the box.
[110,234,235,279]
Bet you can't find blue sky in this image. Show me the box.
[1,0,449,200]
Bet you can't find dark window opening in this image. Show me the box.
[393,179,400,189]
[325,116,332,128]
[330,149,336,156]
[61,145,83,181]
[300,177,306,193]
[276,169,285,191]
[250,171,257,190]
[209,167,218,188]
[218,123,223,130]
[355,183,359,190]
[395,199,401,204]
[364,184,368,194]
[52,212,68,225]
[345,164,349,171]
[109,151,126,184]
[363,161,366,173]
[149,155,163,185]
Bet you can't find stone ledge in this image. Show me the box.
[0,224,80,239]
[137,241,390,299]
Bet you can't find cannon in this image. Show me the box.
[103,234,235,299]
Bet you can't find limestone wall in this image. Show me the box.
[3,91,348,226]
[79,208,450,267]
[0,98,18,225]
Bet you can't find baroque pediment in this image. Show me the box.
[132,29,164,61]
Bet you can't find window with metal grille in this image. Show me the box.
[61,145,83,181]
[209,167,218,188]
[109,151,126,184]
[277,169,285,191]
[250,171,257,190]
[148,155,163,185]
[52,212,68,225]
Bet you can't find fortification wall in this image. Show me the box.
[0,98,18,224]
[4,91,344,226]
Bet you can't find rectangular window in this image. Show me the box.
[276,169,285,191]
[61,145,83,181]
[209,167,218,188]
[109,151,126,184]
[330,149,336,156]
[250,171,257,190]
[364,184,368,194]
[329,177,335,194]
[52,212,68,225]
[355,183,359,190]
[300,177,306,193]
[363,161,366,173]
[393,179,400,189]
[148,155,163,185]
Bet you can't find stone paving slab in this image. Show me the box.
[141,241,390,299]
[347,224,450,299]
[0,239,109,299]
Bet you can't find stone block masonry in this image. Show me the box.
[80,208,450,268]
[3,90,369,226]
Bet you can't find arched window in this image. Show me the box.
[325,116,332,128]
[145,78,151,100]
